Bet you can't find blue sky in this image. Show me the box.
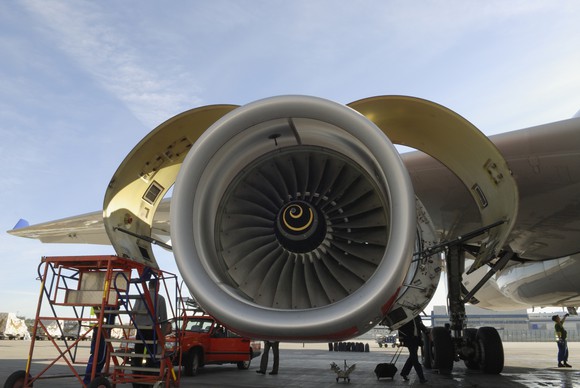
[2,1,580,318]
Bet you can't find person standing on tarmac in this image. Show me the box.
[256,340,280,375]
[552,313,572,368]
[398,315,428,383]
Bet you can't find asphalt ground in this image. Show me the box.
[1,340,579,387]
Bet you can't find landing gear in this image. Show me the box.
[424,325,504,375]
[422,226,510,375]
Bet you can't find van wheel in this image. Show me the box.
[237,359,251,369]
[184,349,200,376]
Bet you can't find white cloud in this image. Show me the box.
[22,0,202,127]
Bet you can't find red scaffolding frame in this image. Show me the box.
[5,255,184,388]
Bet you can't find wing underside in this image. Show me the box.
[8,199,171,246]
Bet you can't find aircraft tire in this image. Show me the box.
[430,327,454,373]
[463,328,479,370]
[477,327,504,374]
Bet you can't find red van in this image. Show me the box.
[167,314,261,376]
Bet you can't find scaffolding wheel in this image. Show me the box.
[87,376,111,388]
[4,370,32,388]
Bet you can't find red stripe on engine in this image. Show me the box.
[381,287,401,315]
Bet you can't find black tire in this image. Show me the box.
[237,359,251,369]
[463,328,479,370]
[430,326,454,373]
[4,370,32,388]
[181,349,191,371]
[183,349,201,376]
[477,327,504,374]
[88,376,111,388]
[422,330,432,369]
[238,350,252,370]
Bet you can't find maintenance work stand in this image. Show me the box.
[4,255,185,388]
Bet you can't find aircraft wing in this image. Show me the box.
[8,211,108,245]
[404,115,580,262]
[8,198,171,247]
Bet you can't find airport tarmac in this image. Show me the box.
[1,340,579,387]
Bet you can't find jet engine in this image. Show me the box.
[103,95,518,341]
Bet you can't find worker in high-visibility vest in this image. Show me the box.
[552,313,572,368]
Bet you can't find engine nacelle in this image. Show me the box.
[104,95,517,341]
[171,96,417,339]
